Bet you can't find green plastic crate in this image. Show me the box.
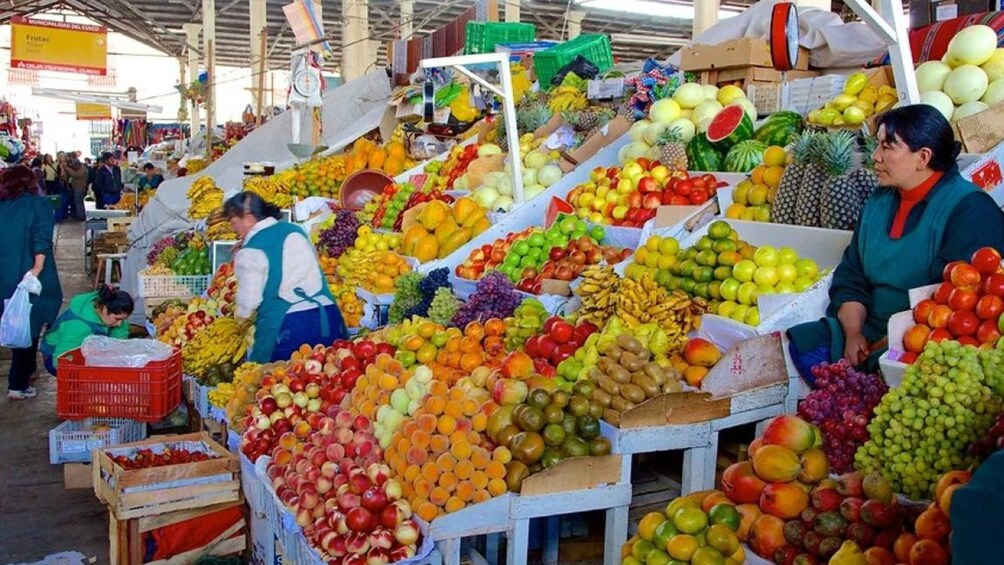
[534,34,614,88]
[465,21,536,55]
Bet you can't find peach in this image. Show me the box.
[914,506,950,543]
[761,414,817,454]
[735,503,761,542]
[863,547,896,565]
[682,338,722,368]
[893,533,918,563]
[797,448,830,484]
[938,483,962,515]
[722,461,768,504]
[759,482,810,519]
[749,514,786,559]
[752,445,802,482]
[908,539,949,565]
[934,469,971,501]
[748,437,765,458]
[500,351,533,380]
[683,365,710,387]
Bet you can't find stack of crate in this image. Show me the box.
[679,37,818,89]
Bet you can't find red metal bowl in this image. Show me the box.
[340,169,394,211]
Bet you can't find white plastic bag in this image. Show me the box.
[0,285,32,348]
[81,335,173,368]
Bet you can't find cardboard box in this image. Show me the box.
[747,74,846,117]
[518,454,623,495]
[65,462,93,489]
[953,102,1004,154]
[698,67,819,89]
[613,334,788,428]
[680,37,810,72]
[559,116,632,173]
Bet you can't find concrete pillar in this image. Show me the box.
[182,23,202,134]
[202,0,216,128]
[795,0,831,12]
[566,10,585,39]
[693,0,720,36]
[505,0,521,22]
[400,0,413,40]
[250,0,267,109]
[342,0,369,81]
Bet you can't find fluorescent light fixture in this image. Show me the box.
[577,0,740,20]
[610,33,688,46]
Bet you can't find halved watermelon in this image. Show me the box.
[706,105,754,152]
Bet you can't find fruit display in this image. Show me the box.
[797,360,888,473]
[156,297,222,347]
[565,160,724,227]
[523,316,598,382]
[621,494,745,565]
[181,317,252,384]
[206,261,238,316]
[400,197,490,263]
[724,144,787,222]
[807,70,897,128]
[336,289,366,329]
[899,247,1004,360]
[515,236,631,295]
[503,298,548,352]
[243,174,294,208]
[855,339,1000,499]
[968,410,1004,460]
[451,272,522,327]
[614,272,706,338]
[370,182,417,230]
[574,265,620,328]
[109,446,217,470]
[432,143,484,190]
[142,232,212,277]
[349,355,432,448]
[225,362,267,428]
[915,25,1004,123]
[186,176,224,219]
[584,333,683,426]
[205,209,239,241]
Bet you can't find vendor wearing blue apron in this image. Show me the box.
[226,191,348,363]
[787,105,1004,384]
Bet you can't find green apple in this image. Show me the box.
[733,259,757,283]
[589,225,605,241]
[793,276,814,292]
[777,263,798,283]
[719,278,741,301]
[737,281,758,305]
[778,246,799,265]
[752,245,779,267]
[753,266,779,287]
[795,258,819,279]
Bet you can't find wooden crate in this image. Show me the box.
[109,499,246,565]
[94,432,241,520]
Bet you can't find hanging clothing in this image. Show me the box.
[234,218,346,362]
[787,168,1004,382]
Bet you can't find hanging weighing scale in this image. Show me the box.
[769,2,801,73]
[287,51,328,160]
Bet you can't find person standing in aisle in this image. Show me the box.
[41,154,58,195]
[64,157,89,220]
[30,157,45,195]
[87,156,101,208]
[94,151,123,207]
[0,165,63,400]
[225,192,348,362]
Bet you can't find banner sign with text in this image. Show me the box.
[11,16,107,76]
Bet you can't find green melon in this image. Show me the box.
[686,134,723,172]
[753,111,805,147]
[724,140,768,173]
[705,105,754,152]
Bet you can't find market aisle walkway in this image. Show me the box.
[0,220,107,564]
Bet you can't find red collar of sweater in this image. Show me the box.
[890,171,944,239]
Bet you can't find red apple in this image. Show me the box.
[914,299,937,324]
[948,286,979,311]
[933,282,955,305]
[394,519,421,546]
[361,486,389,513]
[948,309,980,337]
[637,176,658,194]
[927,304,954,329]
[970,247,1002,275]
[950,264,981,288]
[549,320,574,344]
[943,260,966,283]
[346,507,377,532]
[976,294,1004,320]
[642,193,662,210]
[977,319,1002,344]
[984,273,1004,297]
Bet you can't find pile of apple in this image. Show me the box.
[264,406,423,564]
[454,227,535,282]
[515,236,631,295]
[900,247,1004,363]
[523,316,599,387]
[206,262,238,316]
[239,339,393,462]
[565,159,724,227]
[156,297,221,347]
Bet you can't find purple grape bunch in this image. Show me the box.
[316,209,360,258]
[147,235,176,264]
[451,271,522,327]
[797,360,888,473]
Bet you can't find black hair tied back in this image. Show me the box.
[223,191,282,221]
[96,285,135,315]
[876,104,960,172]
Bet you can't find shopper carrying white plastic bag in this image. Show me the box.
[0,272,40,348]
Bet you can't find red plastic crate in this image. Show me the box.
[56,348,183,422]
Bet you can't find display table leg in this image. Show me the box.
[507,519,530,565]
[485,533,501,564]
[683,439,718,493]
[438,538,462,565]
[542,516,560,565]
[604,503,630,565]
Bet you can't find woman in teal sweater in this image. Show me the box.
[788,105,1004,381]
[41,286,134,375]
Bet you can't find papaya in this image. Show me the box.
[402,225,428,256]
[452,197,481,224]
[413,234,439,263]
[387,142,407,161]
[438,228,472,258]
[434,219,459,242]
[367,148,387,169]
[419,200,451,231]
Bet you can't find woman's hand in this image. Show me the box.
[844,332,870,365]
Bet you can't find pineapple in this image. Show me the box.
[771,131,813,225]
[793,132,828,227]
[818,129,862,230]
[655,127,689,170]
[617,101,637,122]
[563,108,614,133]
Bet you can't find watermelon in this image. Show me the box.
[686,134,723,172]
[753,111,805,147]
[706,105,754,152]
[724,140,768,173]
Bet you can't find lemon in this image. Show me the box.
[762,146,787,167]
[843,72,868,95]
[725,203,746,219]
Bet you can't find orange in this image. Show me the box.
[403,334,426,351]
[464,321,485,341]
[460,352,483,373]
[460,336,482,354]
[484,318,506,336]
[417,321,438,338]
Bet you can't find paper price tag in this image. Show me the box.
[544,124,576,149]
[587,78,625,99]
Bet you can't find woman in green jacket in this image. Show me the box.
[0,165,62,400]
[788,105,1004,382]
[41,286,134,375]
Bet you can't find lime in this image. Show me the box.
[707,504,741,532]
[672,507,708,534]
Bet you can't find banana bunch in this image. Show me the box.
[615,273,708,349]
[546,86,588,113]
[205,210,238,241]
[243,175,293,209]
[187,177,223,219]
[575,265,620,326]
[208,381,236,407]
[182,317,252,378]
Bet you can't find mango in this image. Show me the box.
[797,448,830,484]
[722,461,767,504]
[682,338,722,368]
[759,482,809,520]
[752,444,802,482]
[761,414,817,454]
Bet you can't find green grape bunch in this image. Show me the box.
[855,340,1002,499]
[388,272,423,324]
[428,287,461,326]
